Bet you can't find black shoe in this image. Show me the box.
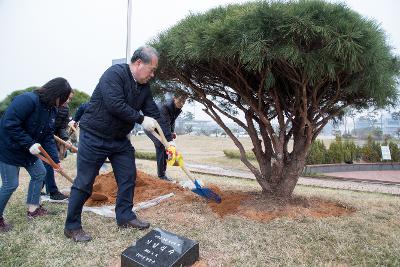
[64,228,92,242]
[27,205,50,220]
[118,218,150,230]
[50,191,68,200]
[159,175,173,182]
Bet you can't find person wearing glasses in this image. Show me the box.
[64,46,175,242]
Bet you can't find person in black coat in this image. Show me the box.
[145,95,187,181]
[55,102,72,141]
[0,78,72,232]
[42,91,74,200]
[64,46,175,242]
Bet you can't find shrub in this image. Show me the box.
[326,137,344,163]
[225,139,398,164]
[389,141,400,162]
[361,136,381,162]
[323,137,361,164]
[342,140,362,163]
[223,149,256,160]
[306,140,327,164]
[135,151,157,160]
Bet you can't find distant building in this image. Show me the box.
[383,117,400,136]
[355,116,371,130]
[353,114,400,137]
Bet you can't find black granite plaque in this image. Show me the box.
[121,228,199,267]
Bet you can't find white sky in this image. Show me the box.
[0,0,399,120]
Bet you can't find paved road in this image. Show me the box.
[324,171,400,184]
[187,163,400,195]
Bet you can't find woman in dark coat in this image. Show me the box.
[0,77,72,232]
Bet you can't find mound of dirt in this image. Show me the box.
[207,190,355,222]
[86,170,354,221]
[85,170,187,206]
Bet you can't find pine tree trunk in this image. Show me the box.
[257,143,308,199]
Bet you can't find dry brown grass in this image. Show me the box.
[1,136,400,266]
[132,134,255,170]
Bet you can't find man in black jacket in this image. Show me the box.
[64,46,174,242]
[145,95,187,181]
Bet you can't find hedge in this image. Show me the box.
[223,136,399,164]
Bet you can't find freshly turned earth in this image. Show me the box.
[86,170,355,222]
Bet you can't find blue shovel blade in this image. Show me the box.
[191,180,222,203]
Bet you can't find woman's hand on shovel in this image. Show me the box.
[54,163,63,172]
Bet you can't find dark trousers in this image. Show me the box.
[43,163,58,194]
[145,130,166,177]
[42,142,67,194]
[65,129,136,230]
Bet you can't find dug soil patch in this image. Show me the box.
[86,171,354,222]
[208,191,355,222]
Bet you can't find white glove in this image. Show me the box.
[29,143,42,155]
[168,141,176,148]
[68,120,76,127]
[141,116,157,132]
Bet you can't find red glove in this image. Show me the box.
[172,133,177,139]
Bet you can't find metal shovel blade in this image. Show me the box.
[191,180,222,203]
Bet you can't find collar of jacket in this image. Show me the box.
[126,63,139,84]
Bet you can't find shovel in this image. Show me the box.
[53,136,110,164]
[36,146,108,201]
[54,135,78,153]
[150,122,222,203]
[36,146,74,183]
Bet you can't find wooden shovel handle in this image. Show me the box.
[151,121,170,148]
[37,146,74,183]
[38,146,57,166]
[180,165,196,183]
[54,135,78,153]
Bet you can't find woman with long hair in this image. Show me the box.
[0,77,72,232]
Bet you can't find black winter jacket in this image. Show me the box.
[55,105,70,140]
[0,92,59,167]
[79,64,171,140]
[160,99,182,135]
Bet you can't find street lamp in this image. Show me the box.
[126,0,132,63]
